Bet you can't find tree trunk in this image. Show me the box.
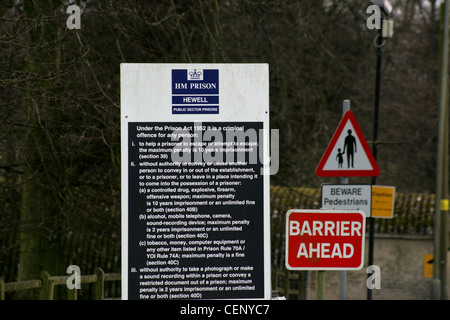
[14,1,64,299]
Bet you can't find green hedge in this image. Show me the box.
[1,185,436,298]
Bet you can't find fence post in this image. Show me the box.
[67,284,77,300]
[317,271,326,300]
[297,271,307,300]
[39,271,55,300]
[0,278,5,300]
[94,268,105,300]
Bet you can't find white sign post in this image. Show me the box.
[121,64,271,300]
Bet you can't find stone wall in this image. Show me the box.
[269,186,446,300]
[304,234,449,300]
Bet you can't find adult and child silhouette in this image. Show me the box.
[336,129,357,169]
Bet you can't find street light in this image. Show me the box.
[433,0,450,301]
[372,0,392,16]
[367,0,393,301]
[370,0,394,38]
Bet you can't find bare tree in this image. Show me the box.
[0,0,442,299]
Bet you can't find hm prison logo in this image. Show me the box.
[188,69,203,81]
[172,69,219,114]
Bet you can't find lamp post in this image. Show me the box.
[367,0,393,301]
[433,0,450,301]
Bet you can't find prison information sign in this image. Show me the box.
[286,210,366,270]
[121,64,271,300]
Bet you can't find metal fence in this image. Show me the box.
[0,268,120,300]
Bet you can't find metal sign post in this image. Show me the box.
[339,100,350,300]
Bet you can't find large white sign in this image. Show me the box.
[121,64,271,300]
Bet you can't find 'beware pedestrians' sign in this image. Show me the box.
[316,111,379,177]
[321,184,372,217]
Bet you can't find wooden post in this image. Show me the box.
[0,278,5,300]
[67,283,77,300]
[317,271,326,300]
[94,268,105,300]
[39,271,55,300]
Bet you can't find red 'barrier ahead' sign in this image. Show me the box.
[285,210,365,270]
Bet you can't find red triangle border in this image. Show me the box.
[315,111,380,177]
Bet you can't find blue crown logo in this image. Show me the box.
[188,69,203,80]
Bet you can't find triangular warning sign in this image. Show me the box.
[316,111,379,177]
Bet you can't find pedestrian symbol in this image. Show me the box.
[343,129,357,168]
[316,111,379,177]
[336,148,344,168]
